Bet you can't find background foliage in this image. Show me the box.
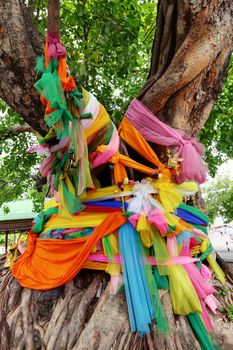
[0,0,232,220]
[203,176,233,223]
[0,0,156,211]
[200,55,233,176]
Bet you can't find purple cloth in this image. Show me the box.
[47,32,66,60]
[125,99,207,184]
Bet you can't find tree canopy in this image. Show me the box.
[203,173,233,223]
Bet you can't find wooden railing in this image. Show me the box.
[0,219,32,254]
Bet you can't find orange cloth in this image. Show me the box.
[119,117,171,179]
[109,152,157,184]
[45,41,76,92]
[83,261,107,270]
[12,212,126,290]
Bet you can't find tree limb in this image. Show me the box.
[11,124,34,134]
[140,0,232,121]
[0,0,48,135]
[0,124,34,142]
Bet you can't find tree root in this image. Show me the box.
[0,262,233,349]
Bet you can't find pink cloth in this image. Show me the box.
[184,263,215,300]
[128,213,140,227]
[183,262,219,330]
[89,125,120,168]
[148,208,168,234]
[40,154,56,177]
[125,99,207,184]
[205,294,220,314]
[47,32,66,59]
[87,253,199,266]
[167,236,178,257]
[200,264,212,279]
[27,144,50,156]
[39,138,70,177]
[201,300,214,333]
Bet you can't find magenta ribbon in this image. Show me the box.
[125,99,207,184]
[47,32,66,60]
[87,253,199,266]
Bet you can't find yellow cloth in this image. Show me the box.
[40,211,109,235]
[136,215,153,248]
[151,176,198,212]
[169,264,202,315]
[85,104,110,140]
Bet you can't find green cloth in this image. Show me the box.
[187,313,220,350]
[33,207,58,234]
[178,203,209,225]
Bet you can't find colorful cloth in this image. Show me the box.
[10,33,222,348]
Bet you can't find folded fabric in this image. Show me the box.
[125,98,207,184]
[12,212,126,290]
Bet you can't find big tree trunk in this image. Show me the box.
[0,1,233,350]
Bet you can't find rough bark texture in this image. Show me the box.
[139,0,233,135]
[0,0,47,135]
[1,259,233,350]
[0,1,233,349]
[48,0,60,33]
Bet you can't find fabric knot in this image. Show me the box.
[69,87,83,106]
[47,32,66,59]
[110,153,120,164]
[47,32,61,44]
[45,98,73,128]
[180,139,191,147]
[51,98,66,111]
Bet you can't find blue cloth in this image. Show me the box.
[175,208,207,225]
[119,222,154,336]
[176,230,201,244]
[83,200,128,209]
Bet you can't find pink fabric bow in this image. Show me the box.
[128,209,168,235]
[148,208,168,234]
[47,32,66,60]
[128,213,140,227]
[125,99,207,184]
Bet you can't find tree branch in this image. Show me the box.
[0,0,48,135]
[0,124,34,142]
[11,124,34,134]
[139,2,232,119]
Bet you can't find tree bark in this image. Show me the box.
[47,0,60,34]
[0,1,233,350]
[0,0,47,135]
[139,0,232,135]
